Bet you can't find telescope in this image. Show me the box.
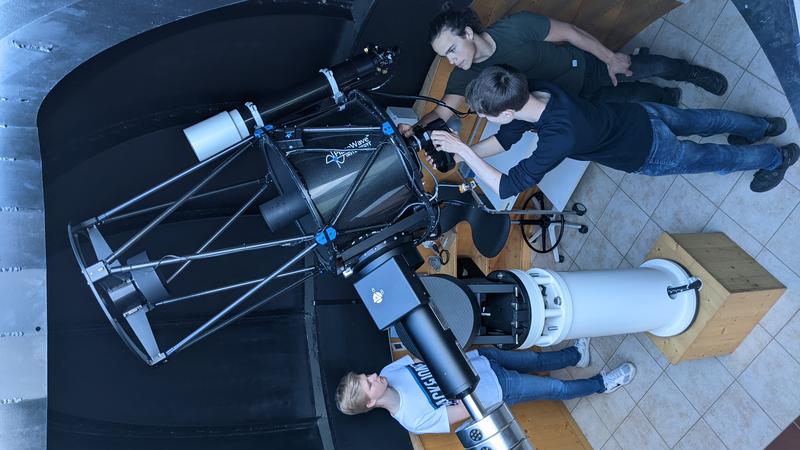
[69,43,702,450]
[69,45,533,450]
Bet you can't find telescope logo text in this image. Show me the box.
[371,288,384,304]
[325,135,372,168]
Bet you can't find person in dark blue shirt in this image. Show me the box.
[429,65,798,198]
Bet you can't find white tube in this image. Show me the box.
[183,109,249,161]
[518,259,697,348]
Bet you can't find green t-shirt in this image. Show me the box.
[444,12,588,97]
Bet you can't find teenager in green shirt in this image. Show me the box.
[404,8,726,133]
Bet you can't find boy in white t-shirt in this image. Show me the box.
[335,339,635,434]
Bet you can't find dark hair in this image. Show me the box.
[465,66,530,116]
[428,7,484,43]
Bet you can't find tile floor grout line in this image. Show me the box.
[734,378,785,439]
[645,175,677,231]
[580,395,613,449]
[645,19,665,49]
[744,64,785,95]
[670,363,706,419]
[703,380,739,447]
[773,330,800,369]
[584,339,635,440]
[680,168,739,211]
[632,401,672,449]
[662,364,716,417]
[758,195,800,262]
[665,0,729,44]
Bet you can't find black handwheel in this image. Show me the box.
[579,225,589,234]
[519,191,565,254]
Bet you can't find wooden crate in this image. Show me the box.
[646,232,785,364]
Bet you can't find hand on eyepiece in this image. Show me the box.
[398,123,414,137]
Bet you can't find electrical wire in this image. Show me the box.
[369,91,475,118]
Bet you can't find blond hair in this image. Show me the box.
[336,372,372,415]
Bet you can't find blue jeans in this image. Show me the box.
[477,347,605,404]
[637,102,782,175]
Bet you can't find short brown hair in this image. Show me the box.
[465,65,530,116]
[336,372,371,415]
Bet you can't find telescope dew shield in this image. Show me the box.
[183,109,250,161]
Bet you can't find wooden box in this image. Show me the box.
[646,232,785,364]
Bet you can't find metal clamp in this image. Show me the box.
[244,101,264,128]
[319,68,345,105]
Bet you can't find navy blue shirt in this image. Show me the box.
[496,83,653,198]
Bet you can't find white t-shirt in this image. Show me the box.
[381,350,503,434]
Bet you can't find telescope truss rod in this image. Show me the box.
[301,126,381,133]
[284,147,379,156]
[329,141,385,228]
[103,178,266,225]
[106,235,316,274]
[156,267,318,307]
[164,243,318,358]
[105,144,249,265]
[171,271,316,358]
[166,181,271,284]
[84,136,255,228]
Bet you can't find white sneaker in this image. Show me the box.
[602,362,636,393]
[574,337,591,368]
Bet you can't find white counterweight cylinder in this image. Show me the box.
[516,258,697,349]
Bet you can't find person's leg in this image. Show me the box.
[581,53,680,105]
[622,48,727,95]
[490,362,605,404]
[591,82,681,105]
[637,112,782,176]
[640,102,769,142]
[478,347,580,373]
[622,52,690,81]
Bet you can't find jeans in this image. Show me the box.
[581,53,690,103]
[477,347,605,404]
[638,102,782,175]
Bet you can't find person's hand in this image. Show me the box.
[424,152,463,171]
[398,123,414,137]
[606,52,632,86]
[430,130,470,156]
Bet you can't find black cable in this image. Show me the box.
[369,91,475,118]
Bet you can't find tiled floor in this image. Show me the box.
[537,1,800,448]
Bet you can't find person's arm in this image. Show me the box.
[470,135,505,158]
[430,130,504,196]
[399,94,465,136]
[446,400,470,425]
[545,19,632,86]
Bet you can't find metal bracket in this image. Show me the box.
[244,101,264,128]
[319,67,345,105]
[86,261,110,282]
[315,227,337,246]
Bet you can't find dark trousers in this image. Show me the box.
[580,52,691,104]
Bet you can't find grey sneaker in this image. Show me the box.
[602,362,636,393]
[574,338,591,368]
